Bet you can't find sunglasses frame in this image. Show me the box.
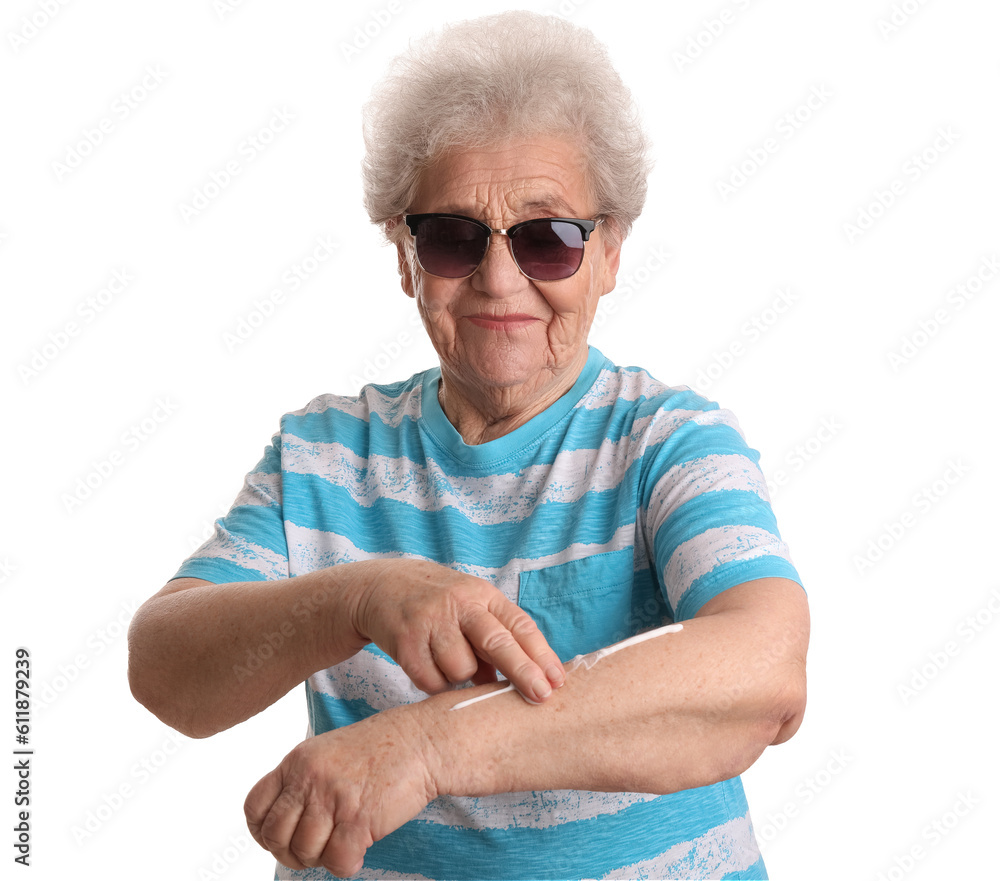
[403,213,604,281]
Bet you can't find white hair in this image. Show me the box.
[361,11,652,249]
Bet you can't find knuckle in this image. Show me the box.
[507,611,539,638]
[452,655,479,681]
[400,656,443,693]
[327,857,361,879]
[284,755,319,790]
[480,627,518,656]
[439,658,477,685]
[418,677,447,695]
[394,638,425,672]
[258,821,284,853]
[244,798,261,827]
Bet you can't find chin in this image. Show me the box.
[456,346,542,390]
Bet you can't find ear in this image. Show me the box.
[598,223,623,297]
[387,217,415,298]
[395,240,415,298]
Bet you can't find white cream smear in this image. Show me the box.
[449,623,684,711]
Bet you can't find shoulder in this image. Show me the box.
[276,370,430,439]
[579,356,747,447]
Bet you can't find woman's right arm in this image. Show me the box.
[127,564,375,738]
[127,559,564,738]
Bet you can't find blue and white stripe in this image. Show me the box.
[176,346,798,880]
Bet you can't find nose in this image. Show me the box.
[471,233,526,295]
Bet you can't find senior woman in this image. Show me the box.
[129,12,808,881]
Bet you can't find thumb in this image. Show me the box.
[321,819,372,879]
[470,655,498,686]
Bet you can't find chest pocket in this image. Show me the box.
[517,549,667,663]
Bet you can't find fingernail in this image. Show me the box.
[547,665,565,686]
[533,677,552,700]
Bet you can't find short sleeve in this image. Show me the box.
[171,432,290,584]
[639,390,802,621]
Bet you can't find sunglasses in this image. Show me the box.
[403,213,604,281]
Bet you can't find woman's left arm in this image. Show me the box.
[434,576,808,795]
[245,576,808,876]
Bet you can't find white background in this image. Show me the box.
[2,0,998,878]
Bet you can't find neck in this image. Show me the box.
[437,350,589,445]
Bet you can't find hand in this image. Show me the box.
[354,559,564,703]
[244,708,439,877]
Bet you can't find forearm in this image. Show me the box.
[241,580,807,874]
[128,563,376,737]
[423,580,809,798]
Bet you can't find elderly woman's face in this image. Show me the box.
[397,137,621,400]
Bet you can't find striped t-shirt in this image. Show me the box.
[175,346,801,880]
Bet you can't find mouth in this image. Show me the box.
[464,313,539,331]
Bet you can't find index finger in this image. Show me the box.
[461,600,564,703]
[245,769,308,870]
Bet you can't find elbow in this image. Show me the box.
[127,615,223,740]
[712,672,808,786]
[768,667,807,745]
[127,662,219,740]
[127,657,220,739]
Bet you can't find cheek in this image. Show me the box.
[417,288,456,320]
[413,279,462,338]
[542,271,602,321]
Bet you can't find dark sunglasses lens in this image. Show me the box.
[511,220,586,281]
[414,217,488,278]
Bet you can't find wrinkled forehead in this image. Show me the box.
[410,138,595,222]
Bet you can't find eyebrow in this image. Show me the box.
[433,195,583,221]
[513,195,581,216]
